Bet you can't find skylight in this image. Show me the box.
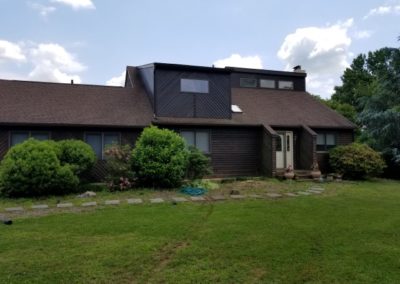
[231,104,243,113]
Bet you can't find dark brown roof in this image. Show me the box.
[0,69,153,128]
[155,88,356,129]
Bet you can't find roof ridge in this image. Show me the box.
[0,79,125,89]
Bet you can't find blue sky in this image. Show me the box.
[0,0,399,97]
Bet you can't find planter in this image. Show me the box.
[311,170,321,179]
[284,172,295,179]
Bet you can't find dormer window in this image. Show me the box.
[260,79,275,89]
[240,78,257,88]
[181,79,209,93]
[278,80,294,90]
[231,104,243,113]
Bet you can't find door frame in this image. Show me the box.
[275,131,294,169]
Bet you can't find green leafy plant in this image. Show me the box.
[329,143,386,180]
[186,145,212,180]
[131,126,188,188]
[104,144,133,191]
[0,139,78,197]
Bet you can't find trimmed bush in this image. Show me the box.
[329,143,386,180]
[104,144,133,191]
[56,140,96,176]
[0,139,79,197]
[131,126,188,188]
[186,146,212,180]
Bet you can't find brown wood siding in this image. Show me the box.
[211,127,260,177]
[0,130,9,159]
[155,69,231,119]
[298,126,317,170]
[260,127,276,176]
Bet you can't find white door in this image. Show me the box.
[275,131,294,169]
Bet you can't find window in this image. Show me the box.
[317,133,336,151]
[180,79,209,93]
[276,136,282,152]
[260,79,275,89]
[10,131,50,146]
[85,132,120,159]
[240,78,257,88]
[278,80,294,90]
[180,130,210,153]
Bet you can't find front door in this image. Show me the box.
[276,131,294,169]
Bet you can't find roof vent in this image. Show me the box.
[293,65,306,73]
[231,104,243,113]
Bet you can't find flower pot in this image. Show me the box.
[284,172,295,179]
[311,170,321,179]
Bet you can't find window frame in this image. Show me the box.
[316,132,337,152]
[260,79,276,89]
[179,129,211,154]
[9,130,51,147]
[180,78,209,94]
[84,132,121,160]
[278,80,294,90]
[240,78,258,88]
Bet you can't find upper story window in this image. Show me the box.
[260,79,275,89]
[317,133,336,152]
[180,79,209,93]
[180,130,210,153]
[278,80,294,90]
[10,131,50,147]
[85,132,120,159]
[240,78,257,88]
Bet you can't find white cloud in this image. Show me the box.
[28,43,86,83]
[354,30,373,39]
[213,54,263,69]
[0,40,26,62]
[28,3,56,17]
[106,71,126,86]
[364,4,400,19]
[51,0,95,10]
[277,19,353,98]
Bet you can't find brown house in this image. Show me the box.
[0,63,355,179]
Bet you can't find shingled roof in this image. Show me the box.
[0,69,153,128]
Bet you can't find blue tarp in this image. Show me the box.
[180,187,207,196]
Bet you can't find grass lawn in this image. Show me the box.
[1,179,400,283]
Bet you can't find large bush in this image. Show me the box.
[131,126,188,188]
[0,139,79,197]
[56,139,96,176]
[186,146,212,180]
[329,143,386,179]
[104,143,133,191]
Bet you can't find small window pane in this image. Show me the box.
[86,134,102,158]
[286,135,290,151]
[278,81,294,90]
[240,78,257,88]
[276,136,282,152]
[196,132,210,153]
[31,132,49,141]
[260,79,275,88]
[104,134,119,147]
[181,79,209,93]
[317,134,325,145]
[11,132,29,146]
[181,131,195,146]
[326,134,335,145]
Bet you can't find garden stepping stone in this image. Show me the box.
[104,200,120,205]
[81,202,97,207]
[310,187,324,191]
[297,191,311,196]
[211,195,226,201]
[308,190,322,194]
[190,196,206,202]
[127,198,143,204]
[267,193,282,198]
[284,192,297,197]
[230,195,246,199]
[150,198,164,204]
[5,207,24,212]
[57,203,73,208]
[171,197,188,202]
[248,194,264,199]
[32,204,49,209]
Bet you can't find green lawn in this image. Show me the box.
[1,179,400,283]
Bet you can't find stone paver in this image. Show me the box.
[230,195,246,199]
[150,198,164,204]
[32,204,49,209]
[57,203,73,208]
[5,207,24,212]
[171,197,188,202]
[284,192,297,197]
[307,190,322,194]
[211,195,226,201]
[267,193,283,198]
[248,194,264,199]
[310,187,325,191]
[127,198,143,204]
[297,191,311,196]
[190,196,206,201]
[81,202,97,207]
[105,200,120,205]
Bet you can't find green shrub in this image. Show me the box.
[329,143,386,180]
[186,146,212,180]
[0,139,79,197]
[104,144,133,191]
[56,140,96,176]
[131,126,188,188]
